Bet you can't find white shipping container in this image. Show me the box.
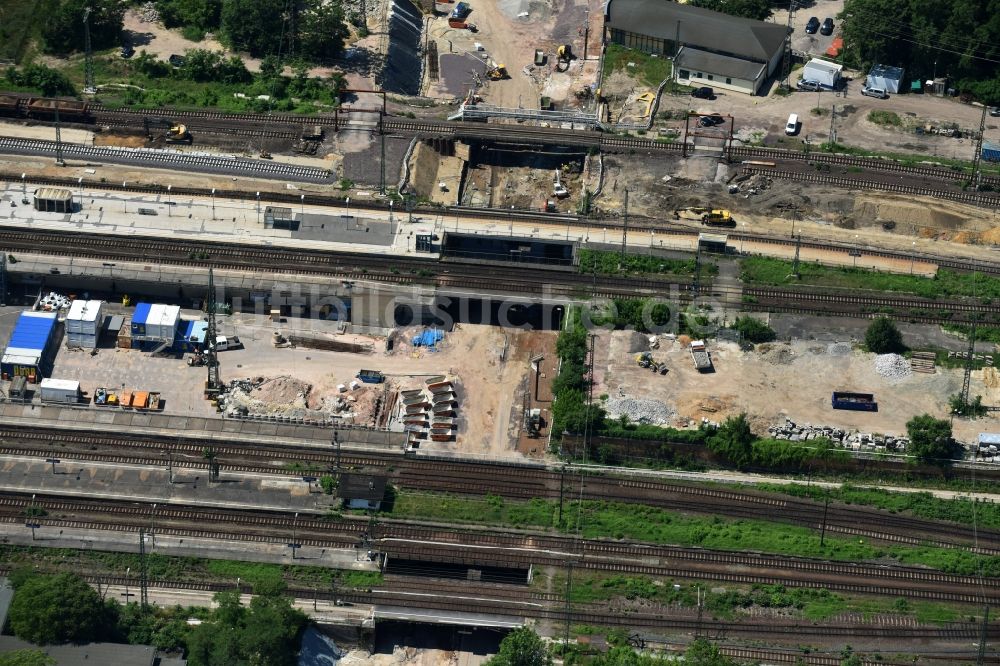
[144,304,180,341]
[66,332,97,349]
[40,378,80,403]
[66,300,103,336]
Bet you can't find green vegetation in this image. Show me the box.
[42,0,123,55]
[4,63,75,96]
[950,392,988,417]
[7,572,111,644]
[320,474,337,494]
[385,490,1000,576]
[730,316,775,343]
[868,109,902,126]
[485,627,552,666]
[602,43,672,87]
[742,256,1000,300]
[865,317,905,354]
[220,0,349,60]
[906,414,960,464]
[551,308,605,438]
[841,0,1000,104]
[0,651,57,666]
[759,482,1000,532]
[578,249,715,277]
[589,298,675,333]
[687,0,771,20]
[0,545,382,591]
[0,0,52,62]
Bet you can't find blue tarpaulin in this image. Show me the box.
[412,329,444,347]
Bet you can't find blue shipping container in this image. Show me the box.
[8,311,57,352]
[131,302,151,336]
[983,142,1000,163]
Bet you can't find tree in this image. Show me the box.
[298,1,350,62]
[5,64,76,96]
[220,0,284,56]
[731,316,775,344]
[906,414,957,464]
[684,639,737,666]
[0,650,57,666]
[687,0,772,21]
[708,413,756,467]
[864,316,904,354]
[486,627,552,666]
[8,573,109,645]
[42,0,124,55]
[157,0,223,31]
[185,587,308,666]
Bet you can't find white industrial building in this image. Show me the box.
[867,64,905,93]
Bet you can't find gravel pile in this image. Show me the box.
[874,353,912,380]
[137,2,159,22]
[605,397,675,425]
[827,342,852,357]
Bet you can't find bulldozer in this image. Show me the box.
[556,44,572,72]
[486,63,509,80]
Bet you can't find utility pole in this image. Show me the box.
[205,268,222,397]
[584,334,596,464]
[691,243,702,298]
[977,605,991,666]
[961,314,978,409]
[780,0,795,89]
[828,105,837,144]
[54,105,65,167]
[138,528,149,610]
[333,429,341,472]
[82,7,95,94]
[819,493,830,546]
[790,233,801,279]
[620,188,629,262]
[971,103,988,196]
[379,132,387,195]
[562,560,575,653]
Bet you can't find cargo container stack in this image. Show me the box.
[1,311,59,382]
[130,302,180,350]
[65,299,103,349]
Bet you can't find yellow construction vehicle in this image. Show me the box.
[487,63,509,80]
[556,44,572,71]
[673,207,735,227]
[145,117,192,144]
[166,123,189,142]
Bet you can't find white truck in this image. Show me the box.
[690,340,712,372]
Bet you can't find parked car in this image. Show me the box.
[691,86,715,100]
[820,18,834,35]
[785,113,799,136]
[805,17,820,34]
[120,43,134,59]
[796,79,822,91]
[990,106,1000,117]
[698,114,725,127]
[861,85,889,99]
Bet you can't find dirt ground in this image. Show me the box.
[225,316,556,457]
[341,647,488,666]
[593,330,1000,445]
[425,0,603,108]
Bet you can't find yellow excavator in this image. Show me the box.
[673,207,735,227]
[487,63,509,80]
[145,117,192,145]
[556,44,572,72]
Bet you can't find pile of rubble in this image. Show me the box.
[729,172,772,197]
[218,375,377,424]
[605,396,674,425]
[136,2,160,22]
[768,418,909,452]
[827,342,852,357]
[874,353,912,381]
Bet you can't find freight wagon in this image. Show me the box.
[831,391,878,411]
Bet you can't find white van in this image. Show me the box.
[785,113,799,135]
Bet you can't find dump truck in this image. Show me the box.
[831,391,878,412]
[93,387,120,406]
[673,207,735,228]
[690,340,712,372]
[356,369,386,384]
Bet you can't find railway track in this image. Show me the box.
[4,424,999,554]
[5,169,1000,279]
[2,489,998,606]
[743,167,1000,208]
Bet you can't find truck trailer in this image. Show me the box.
[690,340,712,372]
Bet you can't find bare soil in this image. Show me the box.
[594,332,1000,445]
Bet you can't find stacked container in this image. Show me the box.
[130,303,181,345]
[1,311,59,382]
[65,299,103,349]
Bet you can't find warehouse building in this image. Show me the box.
[1,311,60,382]
[33,187,73,213]
[604,0,789,95]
